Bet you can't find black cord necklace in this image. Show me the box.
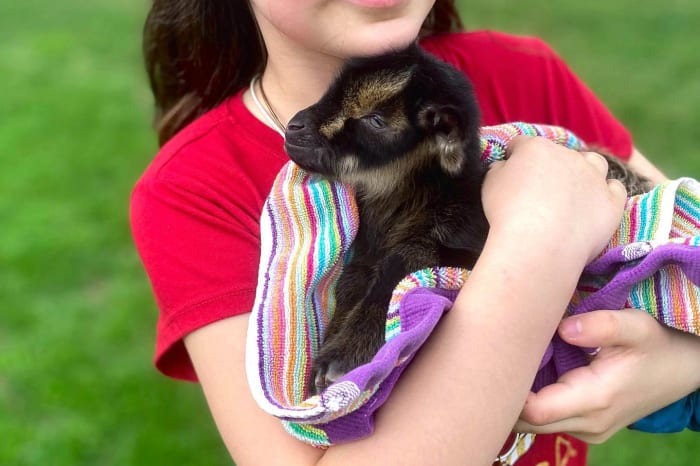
[250,75,286,137]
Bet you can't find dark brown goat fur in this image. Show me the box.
[284,44,650,395]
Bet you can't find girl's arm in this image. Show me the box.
[184,137,627,465]
[627,147,668,184]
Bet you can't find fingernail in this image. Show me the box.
[560,318,582,339]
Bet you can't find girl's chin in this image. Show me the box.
[346,20,422,54]
[345,0,407,9]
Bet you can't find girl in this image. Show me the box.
[131,1,700,464]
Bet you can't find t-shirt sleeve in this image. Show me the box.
[130,148,261,381]
[630,390,700,433]
[423,32,633,159]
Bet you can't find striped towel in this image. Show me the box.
[246,122,700,449]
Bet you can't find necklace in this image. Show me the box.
[250,75,286,138]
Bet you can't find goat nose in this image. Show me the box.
[286,114,306,133]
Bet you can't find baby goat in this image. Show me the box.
[284,43,648,395]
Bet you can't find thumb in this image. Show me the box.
[558,309,654,348]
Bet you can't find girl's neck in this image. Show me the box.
[243,18,346,132]
[258,57,338,126]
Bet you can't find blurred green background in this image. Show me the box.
[1,0,698,465]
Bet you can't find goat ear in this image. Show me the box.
[421,104,467,176]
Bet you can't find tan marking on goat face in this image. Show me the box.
[354,70,412,116]
[337,155,360,178]
[319,116,345,139]
[340,139,433,200]
[383,100,411,132]
[319,69,413,139]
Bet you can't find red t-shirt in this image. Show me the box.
[131,30,632,465]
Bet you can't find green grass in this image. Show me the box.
[461,0,700,180]
[0,0,230,464]
[464,3,700,465]
[1,1,698,465]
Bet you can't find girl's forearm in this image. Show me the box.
[319,227,587,466]
[197,140,625,466]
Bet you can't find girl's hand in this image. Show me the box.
[483,136,627,265]
[515,309,700,443]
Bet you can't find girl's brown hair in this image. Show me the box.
[143,1,463,146]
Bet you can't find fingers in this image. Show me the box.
[518,309,688,445]
[516,418,614,445]
[517,368,604,424]
[504,135,537,159]
[516,416,585,437]
[581,151,609,176]
[488,137,628,264]
[580,151,628,203]
[517,384,585,429]
[505,139,628,194]
[558,309,655,348]
[487,159,505,172]
[515,371,616,442]
[507,137,609,170]
[606,177,628,204]
[519,310,656,433]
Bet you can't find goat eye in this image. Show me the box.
[364,114,387,130]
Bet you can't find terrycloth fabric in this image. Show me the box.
[246,122,700,450]
[480,122,586,164]
[533,176,700,391]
